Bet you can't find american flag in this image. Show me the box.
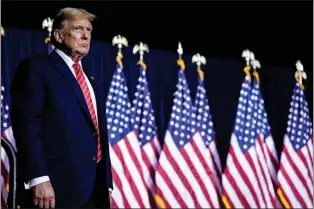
[154,60,220,208]
[221,73,276,208]
[131,63,161,207]
[251,77,282,207]
[251,79,278,184]
[106,62,150,208]
[1,85,16,208]
[193,70,222,194]
[277,83,313,208]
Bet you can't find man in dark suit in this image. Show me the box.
[11,7,112,208]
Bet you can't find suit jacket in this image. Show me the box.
[11,50,113,207]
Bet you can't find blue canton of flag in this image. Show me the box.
[277,82,313,208]
[106,63,133,144]
[168,69,194,147]
[233,77,257,152]
[106,61,150,208]
[131,65,158,147]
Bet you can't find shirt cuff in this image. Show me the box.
[24,176,50,189]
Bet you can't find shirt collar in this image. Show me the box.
[55,48,83,70]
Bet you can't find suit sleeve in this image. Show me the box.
[11,59,49,182]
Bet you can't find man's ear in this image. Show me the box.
[53,30,63,44]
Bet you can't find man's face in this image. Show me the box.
[57,17,93,56]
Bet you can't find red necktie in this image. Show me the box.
[72,62,102,163]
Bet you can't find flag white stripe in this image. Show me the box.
[281,153,311,207]
[255,138,276,207]
[1,148,10,172]
[305,140,314,181]
[4,127,16,150]
[265,136,278,181]
[119,133,150,207]
[227,146,258,208]
[278,171,301,207]
[249,142,267,208]
[159,134,195,207]
[168,133,211,207]
[192,133,219,206]
[209,142,222,173]
[111,181,124,208]
[209,142,222,193]
[109,143,140,208]
[185,142,215,207]
[285,136,313,199]
[155,171,181,207]
[222,174,243,208]
[232,135,265,207]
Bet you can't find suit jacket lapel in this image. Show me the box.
[49,51,95,131]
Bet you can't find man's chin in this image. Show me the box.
[78,49,90,56]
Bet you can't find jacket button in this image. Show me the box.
[93,156,96,161]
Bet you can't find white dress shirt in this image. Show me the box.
[24,48,98,189]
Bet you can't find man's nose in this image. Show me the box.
[81,30,90,40]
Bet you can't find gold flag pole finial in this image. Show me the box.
[177,42,185,70]
[192,53,206,81]
[295,60,306,90]
[42,17,55,50]
[133,42,149,71]
[112,35,128,69]
[241,49,255,83]
[251,57,261,85]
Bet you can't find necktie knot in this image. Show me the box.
[72,62,81,76]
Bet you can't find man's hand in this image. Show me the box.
[33,181,55,208]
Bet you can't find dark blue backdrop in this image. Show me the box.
[1,27,313,168]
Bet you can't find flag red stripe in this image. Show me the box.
[267,145,278,172]
[280,161,308,207]
[256,138,276,207]
[307,138,313,165]
[122,137,148,207]
[154,186,170,208]
[163,144,201,208]
[141,149,157,208]
[156,160,188,208]
[224,166,250,208]
[111,167,131,208]
[298,146,313,184]
[229,146,261,207]
[190,138,219,194]
[181,144,214,208]
[112,140,145,208]
[277,182,293,208]
[283,147,312,199]
[243,146,267,206]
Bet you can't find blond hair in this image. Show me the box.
[51,7,96,46]
[53,7,96,30]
